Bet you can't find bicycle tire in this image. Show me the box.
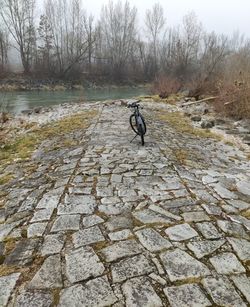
[139,124,145,146]
[129,114,147,135]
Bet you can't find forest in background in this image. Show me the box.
[1,0,250,117]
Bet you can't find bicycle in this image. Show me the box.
[127,100,147,146]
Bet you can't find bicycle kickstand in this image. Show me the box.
[130,134,138,143]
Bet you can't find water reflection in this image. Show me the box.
[0,87,148,114]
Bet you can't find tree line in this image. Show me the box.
[0,0,249,89]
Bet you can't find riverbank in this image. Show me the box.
[0,76,149,92]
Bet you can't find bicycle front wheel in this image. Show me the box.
[139,124,145,146]
[129,114,147,135]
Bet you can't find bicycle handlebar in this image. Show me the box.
[127,99,142,108]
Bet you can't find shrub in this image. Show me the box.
[215,81,250,119]
[151,75,181,98]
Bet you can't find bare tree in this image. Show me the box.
[44,0,95,77]
[145,3,165,75]
[100,0,138,80]
[37,14,54,74]
[0,0,36,73]
[0,26,9,73]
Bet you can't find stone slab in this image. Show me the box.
[217,220,248,239]
[149,204,182,221]
[227,237,250,261]
[51,215,80,232]
[210,252,246,275]
[100,240,142,262]
[72,226,105,248]
[28,254,63,289]
[165,223,198,241]
[122,277,163,307]
[187,239,225,259]
[111,254,154,283]
[108,229,132,241]
[196,222,222,239]
[136,228,172,252]
[160,248,210,282]
[65,246,105,283]
[58,276,117,307]
[40,234,64,256]
[82,215,105,228]
[164,284,211,307]
[182,211,210,222]
[15,291,53,307]
[203,276,247,307]
[133,209,173,225]
[231,275,250,304]
[0,273,21,307]
[27,222,47,238]
[30,209,54,223]
[58,194,96,215]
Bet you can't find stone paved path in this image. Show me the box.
[1,101,250,306]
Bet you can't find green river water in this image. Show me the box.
[0,87,148,114]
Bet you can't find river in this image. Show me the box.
[0,87,148,114]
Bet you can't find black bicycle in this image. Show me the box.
[128,100,147,146]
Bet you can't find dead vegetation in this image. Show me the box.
[0,110,97,168]
[157,111,220,139]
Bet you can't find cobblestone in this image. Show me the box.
[1,101,250,306]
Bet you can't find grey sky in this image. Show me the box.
[83,0,249,37]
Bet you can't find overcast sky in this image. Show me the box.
[82,0,249,37]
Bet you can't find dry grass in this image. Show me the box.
[215,81,250,119]
[0,110,97,167]
[157,111,220,139]
[0,173,14,185]
[174,149,188,164]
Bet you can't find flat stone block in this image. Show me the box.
[108,229,132,241]
[28,254,62,289]
[210,252,246,274]
[72,226,105,248]
[51,215,80,232]
[160,248,210,282]
[231,275,250,304]
[15,291,53,307]
[227,237,250,261]
[105,216,133,231]
[82,215,104,228]
[30,209,54,223]
[136,228,172,252]
[0,273,21,307]
[58,276,117,307]
[27,222,47,238]
[111,254,154,283]
[100,240,142,262]
[164,284,211,307]
[133,209,173,225]
[65,246,105,283]
[40,234,64,256]
[196,222,222,239]
[182,211,210,222]
[217,220,248,239]
[187,239,225,259]
[122,277,163,307]
[165,223,198,241]
[58,195,96,215]
[203,276,247,307]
